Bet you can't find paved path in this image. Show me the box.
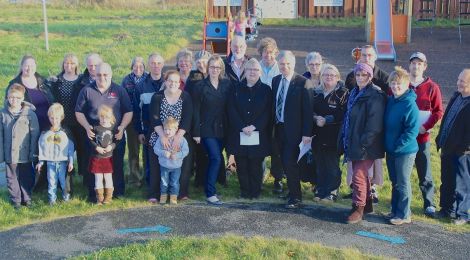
[1,203,468,259]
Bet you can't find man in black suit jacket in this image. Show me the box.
[272,50,313,209]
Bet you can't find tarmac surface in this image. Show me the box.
[0,203,469,259]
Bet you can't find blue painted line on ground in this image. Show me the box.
[117,225,171,234]
[356,231,406,244]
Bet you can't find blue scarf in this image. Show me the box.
[342,86,367,162]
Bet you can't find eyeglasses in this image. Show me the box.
[245,68,260,72]
[8,96,22,100]
[308,63,322,67]
[209,66,222,70]
[322,74,337,78]
[355,73,369,78]
[96,73,110,77]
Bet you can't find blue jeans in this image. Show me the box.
[202,138,223,198]
[415,142,435,208]
[455,154,470,220]
[46,161,69,202]
[386,153,416,219]
[160,166,181,196]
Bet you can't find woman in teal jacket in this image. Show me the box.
[384,66,419,225]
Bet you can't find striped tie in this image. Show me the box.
[276,78,287,123]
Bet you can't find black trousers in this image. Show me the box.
[270,136,284,180]
[147,143,161,199]
[179,134,194,198]
[276,124,302,200]
[235,156,264,198]
[440,152,457,214]
[312,144,341,198]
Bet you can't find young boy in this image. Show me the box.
[153,117,189,205]
[0,83,40,209]
[36,103,75,205]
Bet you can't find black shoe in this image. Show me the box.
[437,210,456,219]
[285,199,302,209]
[272,180,283,194]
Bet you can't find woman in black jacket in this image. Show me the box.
[192,55,232,205]
[340,63,386,224]
[147,70,193,202]
[311,64,348,202]
[227,59,273,199]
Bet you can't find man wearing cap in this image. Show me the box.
[345,45,389,93]
[408,52,444,218]
[436,69,470,225]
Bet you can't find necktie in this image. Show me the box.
[276,78,287,122]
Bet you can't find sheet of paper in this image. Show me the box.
[240,131,260,146]
[298,140,312,163]
[418,110,431,132]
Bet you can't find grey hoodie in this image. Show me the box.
[0,101,40,163]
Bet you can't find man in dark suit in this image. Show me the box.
[272,50,313,209]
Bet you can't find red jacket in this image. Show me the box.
[409,77,443,144]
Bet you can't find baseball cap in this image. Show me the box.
[409,52,427,63]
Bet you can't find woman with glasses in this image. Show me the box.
[192,55,232,205]
[340,63,386,224]
[227,58,273,199]
[310,64,348,202]
[303,52,323,87]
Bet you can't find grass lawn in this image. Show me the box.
[72,235,387,260]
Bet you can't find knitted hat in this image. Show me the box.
[354,63,373,77]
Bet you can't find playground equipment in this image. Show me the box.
[246,6,263,41]
[459,0,470,43]
[202,0,231,55]
[366,0,412,61]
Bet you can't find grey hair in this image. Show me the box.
[277,50,296,67]
[85,53,102,65]
[305,52,323,66]
[130,56,145,70]
[148,52,164,63]
[245,58,262,71]
[194,50,212,61]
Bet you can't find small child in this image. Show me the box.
[153,117,189,205]
[89,105,116,205]
[0,84,40,209]
[36,103,75,205]
[234,11,247,38]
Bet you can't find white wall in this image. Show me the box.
[256,0,297,19]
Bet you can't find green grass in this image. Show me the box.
[72,235,387,259]
[0,3,204,100]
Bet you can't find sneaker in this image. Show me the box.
[390,217,412,225]
[13,203,21,210]
[321,194,337,202]
[453,217,469,225]
[207,196,223,205]
[424,206,436,218]
[49,201,56,206]
[148,198,158,204]
[313,196,321,202]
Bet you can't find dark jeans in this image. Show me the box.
[147,143,161,199]
[202,137,223,198]
[160,166,181,196]
[415,142,435,208]
[179,134,194,198]
[112,138,126,197]
[194,142,208,187]
[68,125,87,195]
[313,145,341,198]
[440,152,457,214]
[6,163,34,205]
[270,136,284,180]
[387,153,416,219]
[126,122,142,186]
[235,156,264,198]
[455,153,470,219]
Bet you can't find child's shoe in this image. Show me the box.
[103,188,114,204]
[170,195,178,205]
[160,195,168,205]
[95,189,104,205]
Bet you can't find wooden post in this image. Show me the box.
[42,0,49,51]
[406,0,413,43]
[365,0,372,42]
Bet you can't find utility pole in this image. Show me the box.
[42,0,49,51]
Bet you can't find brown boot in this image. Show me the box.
[169,195,178,205]
[347,204,365,224]
[160,195,168,205]
[364,197,373,214]
[103,188,114,204]
[95,189,104,205]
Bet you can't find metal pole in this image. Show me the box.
[42,0,49,51]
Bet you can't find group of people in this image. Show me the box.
[1,35,469,226]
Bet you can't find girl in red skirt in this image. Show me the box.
[89,105,116,205]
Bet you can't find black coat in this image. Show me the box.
[149,90,193,134]
[345,65,389,93]
[7,73,55,104]
[192,77,232,138]
[272,73,313,146]
[436,92,470,155]
[226,79,273,157]
[185,70,205,98]
[311,83,349,149]
[339,83,386,160]
[223,53,251,85]
[50,72,85,127]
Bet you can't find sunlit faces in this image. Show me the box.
[245,66,261,84]
[7,93,24,109]
[21,58,37,77]
[457,70,470,97]
[99,112,113,127]
[321,68,338,88]
[278,56,294,77]
[208,60,223,78]
[409,59,427,78]
[86,55,102,78]
[355,71,372,88]
[261,47,277,66]
[308,57,323,76]
[132,61,145,77]
[196,58,209,74]
[360,47,377,67]
[63,58,78,75]
[164,125,177,139]
[148,56,164,76]
[390,80,409,98]
[165,73,181,94]
[49,114,63,130]
[177,57,192,73]
[95,64,113,89]
[231,39,247,60]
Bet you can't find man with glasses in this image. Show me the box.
[75,63,133,202]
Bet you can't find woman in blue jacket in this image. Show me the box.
[384,66,420,225]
